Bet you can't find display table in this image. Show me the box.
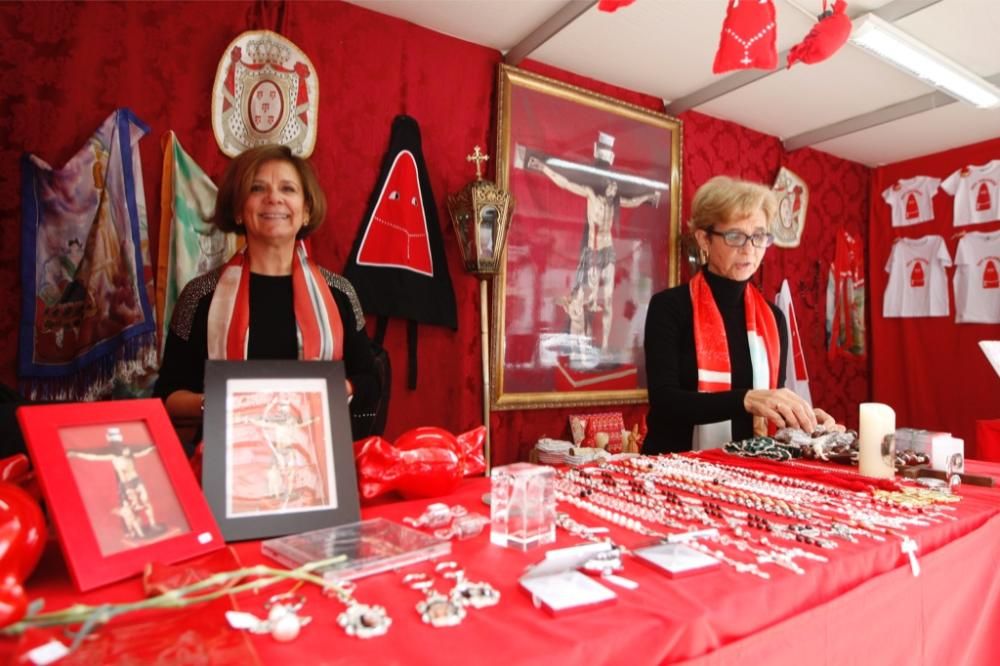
[7,458,1000,665]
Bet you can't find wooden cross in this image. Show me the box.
[466,145,489,179]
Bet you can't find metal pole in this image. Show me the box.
[480,278,491,475]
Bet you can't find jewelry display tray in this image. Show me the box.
[262,517,451,581]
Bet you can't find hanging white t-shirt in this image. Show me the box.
[941,160,1000,227]
[954,230,1000,323]
[882,175,941,227]
[883,235,952,318]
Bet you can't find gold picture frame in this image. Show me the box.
[492,65,682,410]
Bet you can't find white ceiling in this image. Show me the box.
[346,0,1000,167]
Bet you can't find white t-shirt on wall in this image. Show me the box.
[941,160,1000,227]
[882,175,941,227]
[954,230,1000,323]
[883,235,952,318]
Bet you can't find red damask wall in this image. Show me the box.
[0,1,869,464]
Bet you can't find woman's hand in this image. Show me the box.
[813,408,846,432]
[744,388,818,433]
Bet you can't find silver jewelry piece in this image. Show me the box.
[445,571,501,610]
[417,590,467,627]
[337,601,392,638]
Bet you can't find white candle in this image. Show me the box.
[858,402,896,478]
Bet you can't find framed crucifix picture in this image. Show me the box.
[493,64,682,410]
[202,360,359,541]
[17,399,222,591]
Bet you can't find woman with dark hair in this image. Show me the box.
[154,144,379,446]
[644,176,838,454]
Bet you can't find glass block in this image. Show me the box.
[490,462,555,551]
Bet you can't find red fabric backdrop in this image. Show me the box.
[0,1,869,465]
[869,137,1000,456]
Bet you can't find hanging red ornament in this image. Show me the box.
[597,0,636,12]
[787,0,852,68]
[713,0,778,74]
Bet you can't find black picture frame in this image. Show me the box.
[202,360,360,541]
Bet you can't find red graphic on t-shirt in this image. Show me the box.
[984,260,999,289]
[975,183,992,212]
[904,193,919,219]
[910,262,925,287]
[355,151,433,276]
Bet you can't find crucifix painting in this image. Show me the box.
[494,65,680,409]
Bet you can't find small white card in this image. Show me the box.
[519,570,616,614]
[633,543,721,578]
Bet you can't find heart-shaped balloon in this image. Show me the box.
[0,481,47,628]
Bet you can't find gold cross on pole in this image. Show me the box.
[466,145,489,179]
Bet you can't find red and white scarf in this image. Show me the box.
[690,271,779,450]
[207,243,343,361]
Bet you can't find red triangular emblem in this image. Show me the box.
[910,262,925,287]
[975,183,992,212]
[984,260,999,289]
[904,193,919,219]
[355,151,433,276]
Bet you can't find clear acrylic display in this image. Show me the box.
[489,462,556,551]
[261,517,450,581]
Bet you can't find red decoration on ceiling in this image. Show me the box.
[597,0,636,12]
[713,0,778,74]
[786,0,852,68]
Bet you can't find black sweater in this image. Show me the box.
[153,272,379,446]
[643,271,788,454]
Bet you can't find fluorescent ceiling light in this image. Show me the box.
[850,13,1000,109]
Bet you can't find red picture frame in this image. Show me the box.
[17,399,223,591]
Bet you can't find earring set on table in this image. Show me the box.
[226,583,392,642]
[402,561,500,628]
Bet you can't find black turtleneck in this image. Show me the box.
[642,270,788,454]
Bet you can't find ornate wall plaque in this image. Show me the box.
[212,30,318,157]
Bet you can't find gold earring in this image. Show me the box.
[699,248,708,265]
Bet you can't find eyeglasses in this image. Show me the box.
[706,228,774,248]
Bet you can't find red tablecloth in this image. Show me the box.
[7,461,1000,665]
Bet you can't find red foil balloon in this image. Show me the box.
[456,426,486,476]
[354,426,486,500]
[0,481,47,628]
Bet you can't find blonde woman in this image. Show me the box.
[643,176,837,454]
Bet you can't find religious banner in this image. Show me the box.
[19,108,157,400]
[211,30,318,157]
[155,131,239,356]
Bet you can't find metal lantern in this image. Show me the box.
[447,146,514,276]
[446,146,515,475]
